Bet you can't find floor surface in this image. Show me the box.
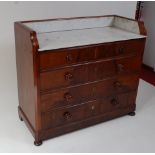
[0,80,155,152]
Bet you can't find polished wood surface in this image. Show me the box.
[40,47,95,70]
[15,15,146,145]
[15,22,37,130]
[40,54,141,91]
[40,74,139,112]
[39,39,144,71]
[41,91,136,130]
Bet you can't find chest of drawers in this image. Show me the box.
[14,15,146,146]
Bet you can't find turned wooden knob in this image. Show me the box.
[117,63,124,72]
[64,112,72,120]
[64,93,72,102]
[111,98,119,106]
[114,81,122,87]
[65,72,73,80]
[91,105,95,110]
[66,54,73,62]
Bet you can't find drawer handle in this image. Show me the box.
[64,112,72,120]
[111,98,119,106]
[65,72,73,80]
[66,54,73,62]
[64,93,72,102]
[114,81,122,88]
[91,105,95,110]
[117,64,124,72]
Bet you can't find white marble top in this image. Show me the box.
[23,16,146,51]
[37,27,146,51]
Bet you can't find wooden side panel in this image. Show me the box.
[138,21,147,35]
[14,23,37,131]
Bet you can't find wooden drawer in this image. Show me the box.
[40,60,116,91]
[115,74,139,93]
[115,55,142,75]
[39,47,95,70]
[41,100,100,130]
[41,78,115,112]
[95,39,144,60]
[41,74,139,112]
[39,39,144,70]
[41,91,136,130]
[40,65,88,91]
[40,55,141,91]
[100,91,137,113]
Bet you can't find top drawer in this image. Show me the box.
[39,47,95,70]
[95,39,145,60]
[39,39,145,70]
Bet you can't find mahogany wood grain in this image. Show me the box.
[138,21,147,35]
[15,15,147,145]
[15,22,37,130]
[95,39,144,60]
[39,39,145,71]
[40,104,135,140]
[41,91,136,130]
[100,91,137,113]
[41,102,89,129]
[41,74,139,112]
[39,47,95,70]
[40,55,141,91]
[14,22,42,143]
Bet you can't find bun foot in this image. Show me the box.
[19,117,23,121]
[128,111,136,116]
[18,107,23,121]
[19,115,23,121]
[34,140,42,146]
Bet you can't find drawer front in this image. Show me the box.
[40,55,141,91]
[115,55,142,75]
[41,78,116,112]
[39,47,95,70]
[115,74,139,93]
[40,65,88,91]
[39,39,145,70]
[95,39,145,60]
[41,91,136,129]
[100,91,137,113]
[41,100,100,130]
[40,60,116,91]
[41,74,139,112]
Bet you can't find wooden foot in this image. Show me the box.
[19,116,23,121]
[34,140,42,146]
[128,111,136,116]
[18,107,23,121]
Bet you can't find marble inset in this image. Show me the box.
[24,16,114,33]
[37,27,146,51]
[113,17,140,34]
[23,16,147,51]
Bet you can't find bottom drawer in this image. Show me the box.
[41,91,137,130]
[100,91,137,113]
[41,101,100,130]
